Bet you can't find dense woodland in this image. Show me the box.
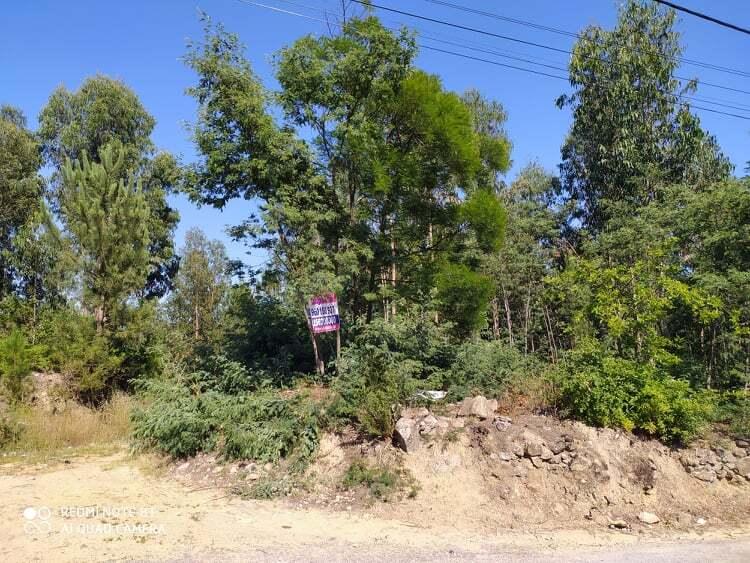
[1,1,748,465]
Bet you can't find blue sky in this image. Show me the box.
[3,0,749,265]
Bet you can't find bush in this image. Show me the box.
[553,343,713,443]
[0,415,24,448]
[0,330,40,403]
[131,361,320,464]
[442,339,537,401]
[342,459,419,501]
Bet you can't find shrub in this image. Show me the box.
[342,459,419,501]
[131,362,321,464]
[553,343,714,443]
[442,339,536,401]
[435,263,494,338]
[0,330,40,403]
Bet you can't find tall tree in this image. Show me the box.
[0,106,44,296]
[38,75,179,298]
[557,0,731,232]
[168,228,229,343]
[185,16,510,337]
[60,145,151,332]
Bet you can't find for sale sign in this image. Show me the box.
[308,293,340,334]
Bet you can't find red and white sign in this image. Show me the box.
[308,293,340,334]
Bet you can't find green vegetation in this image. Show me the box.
[1,1,748,476]
[343,459,419,501]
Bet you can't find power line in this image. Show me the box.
[425,0,750,79]
[352,0,750,96]
[236,0,750,120]
[653,0,750,36]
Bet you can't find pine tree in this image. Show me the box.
[61,144,150,332]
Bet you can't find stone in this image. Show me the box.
[692,468,717,483]
[540,446,554,461]
[560,452,572,464]
[570,458,592,472]
[530,456,545,468]
[696,517,707,526]
[498,451,513,462]
[511,443,525,458]
[522,430,544,458]
[393,417,420,453]
[494,416,512,432]
[550,441,566,455]
[731,447,747,459]
[609,519,628,529]
[177,462,190,472]
[550,454,562,465]
[735,439,750,448]
[419,414,439,435]
[458,396,497,419]
[735,457,750,479]
[638,512,660,525]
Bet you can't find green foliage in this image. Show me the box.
[461,189,507,253]
[435,263,494,338]
[167,227,229,348]
[38,75,179,298]
[553,343,713,443]
[332,310,454,436]
[443,340,536,401]
[61,145,151,331]
[0,106,45,298]
[558,0,731,231]
[221,287,313,380]
[0,414,23,449]
[342,459,418,501]
[0,330,40,402]
[132,362,320,464]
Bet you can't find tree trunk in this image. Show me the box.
[491,298,501,340]
[502,286,514,346]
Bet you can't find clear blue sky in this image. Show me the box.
[3,1,749,264]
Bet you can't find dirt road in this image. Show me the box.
[1,454,748,562]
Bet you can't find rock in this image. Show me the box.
[177,462,190,472]
[696,517,707,526]
[550,454,562,465]
[735,439,750,448]
[494,416,512,432]
[419,414,439,435]
[735,457,750,479]
[550,441,566,455]
[522,430,544,458]
[458,396,497,419]
[609,519,628,529]
[560,452,572,464]
[638,512,660,525]
[540,446,554,461]
[511,443,525,458]
[570,457,592,472]
[732,447,747,459]
[692,468,717,483]
[530,456,545,468]
[393,417,421,453]
[498,451,513,462]
[450,418,466,429]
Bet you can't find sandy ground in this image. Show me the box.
[1,453,749,562]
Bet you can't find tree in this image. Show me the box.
[184,16,510,341]
[482,165,562,356]
[38,75,179,298]
[558,0,731,232]
[60,145,151,332]
[168,228,229,343]
[0,106,44,296]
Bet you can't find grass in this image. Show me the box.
[342,459,419,501]
[0,392,133,462]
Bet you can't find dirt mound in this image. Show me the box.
[304,402,750,535]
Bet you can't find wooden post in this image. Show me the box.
[336,327,341,373]
[305,305,325,376]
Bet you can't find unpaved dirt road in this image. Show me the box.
[1,454,748,562]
